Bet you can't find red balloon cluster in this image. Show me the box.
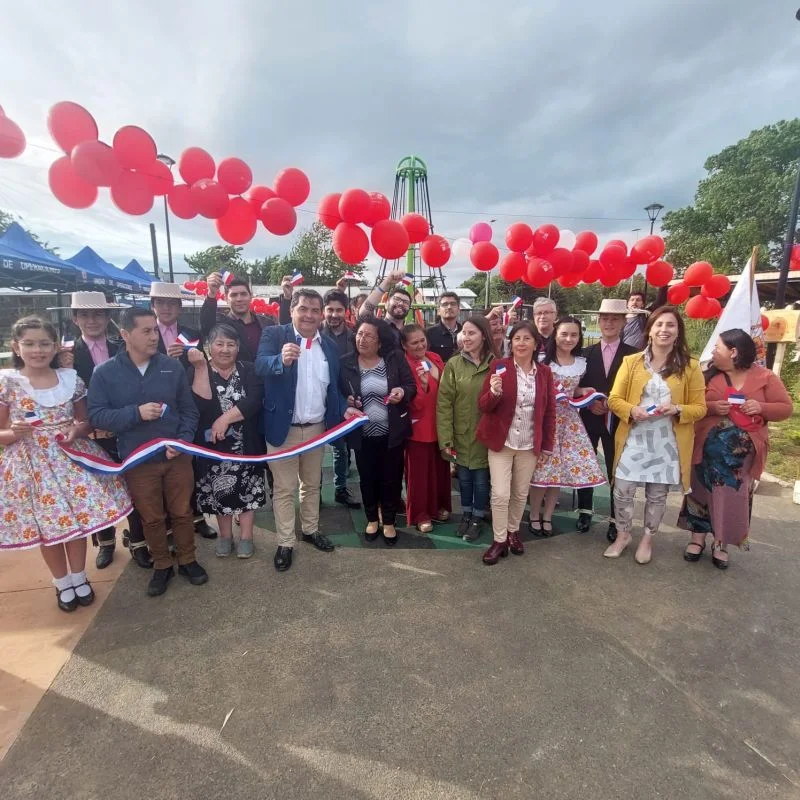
[791,244,800,271]
[0,105,26,159]
[667,261,731,319]
[250,297,281,317]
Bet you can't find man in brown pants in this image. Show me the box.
[88,307,206,596]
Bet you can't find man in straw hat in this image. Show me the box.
[52,291,152,570]
[576,298,640,542]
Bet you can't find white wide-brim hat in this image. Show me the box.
[582,298,646,315]
[47,291,129,311]
[149,282,184,300]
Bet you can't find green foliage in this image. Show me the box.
[662,120,800,274]
[0,209,59,255]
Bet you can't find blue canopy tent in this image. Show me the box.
[123,259,153,289]
[0,222,85,291]
[67,247,142,294]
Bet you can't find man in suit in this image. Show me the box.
[426,291,462,363]
[149,282,218,540]
[576,299,638,542]
[255,289,353,573]
[54,291,151,570]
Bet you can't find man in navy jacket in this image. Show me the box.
[256,289,348,573]
[88,307,206,597]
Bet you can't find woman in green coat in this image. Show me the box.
[436,315,497,542]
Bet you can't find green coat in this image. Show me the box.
[436,352,493,469]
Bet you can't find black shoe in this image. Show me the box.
[55,587,78,612]
[463,517,483,542]
[364,524,380,542]
[74,582,95,607]
[194,519,218,539]
[147,567,174,597]
[456,514,472,537]
[95,543,115,569]
[178,561,209,585]
[334,488,361,509]
[130,545,153,569]
[576,513,592,533]
[301,532,335,552]
[528,516,543,536]
[606,522,618,543]
[274,546,293,572]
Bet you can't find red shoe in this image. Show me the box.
[507,530,524,555]
[482,540,509,565]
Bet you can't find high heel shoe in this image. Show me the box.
[364,522,380,542]
[382,525,398,547]
[634,530,655,564]
[603,532,631,558]
[711,542,729,570]
[482,540,509,565]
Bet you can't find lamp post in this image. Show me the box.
[485,218,497,308]
[156,153,176,282]
[643,204,664,303]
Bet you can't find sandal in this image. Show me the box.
[711,542,729,570]
[684,539,706,563]
[541,519,553,538]
[417,521,433,533]
[528,516,543,536]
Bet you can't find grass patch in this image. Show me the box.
[766,404,800,483]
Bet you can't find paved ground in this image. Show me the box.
[1,468,799,799]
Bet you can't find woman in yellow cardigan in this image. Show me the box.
[604,307,706,564]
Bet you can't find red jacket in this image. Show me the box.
[406,351,446,442]
[476,357,556,454]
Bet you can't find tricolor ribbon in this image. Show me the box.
[159,403,169,418]
[554,389,608,410]
[510,295,523,308]
[24,410,43,427]
[176,332,200,348]
[290,271,304,286]
[645,404,662,416]
[61,336,75,349]
[221,270,235,286]
[59,416,369,475]
[398,273,414,287]
[296,335,314,350]
[420,359,431,372]
[728,392,746,406]
[495,364,507,376]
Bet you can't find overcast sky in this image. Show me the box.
[2,0,798,286]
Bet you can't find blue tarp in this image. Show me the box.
[0,222,84,290]
[67,247,141,293]
[123,259,153,288]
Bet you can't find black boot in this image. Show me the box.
[130,542,153,569]
[95,542,115,569]
[194,518,218,539]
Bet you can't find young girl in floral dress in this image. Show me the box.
[529,316,606,534]
[0,316,132,611]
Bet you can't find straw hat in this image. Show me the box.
[47,291,128,311]
[149,282,184,300]
[582,298,646,315]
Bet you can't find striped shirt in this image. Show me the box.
[360,359,389,437]
[504,362,537,450]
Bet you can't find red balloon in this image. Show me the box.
[362,192,391,227]
[247,185,276,212]
[606,239,628,254]
[704,297,722,319]
[110,170,154,216]
[667,282,691,305]
[48,156,98,209]
[526,257,552,288]
[761,314,770,332]
[631,235,665,265]
[645,260,674,287]
[140,159,174,196]
[183,281,196,291]
[179,147,216,186]
[420,235,451,268]
[558,272,582,288]
[0,115,26,158]
[792,244,800,265]
[217,157,253,196]
[339,189,371,224]
[216,197,258,245]
[113,126,157,170]
[273,167,310,207]
[574,231,598,256]
[333,222,370,264]
[499,252,526,282]
[504,222,534,253]
[546,247,573,278]
[260,197,297,235]
[318,193,343,229]
[598,266,620,288]
[195,284,208,297]
[191,179,230,219]
[47,102,98,154]
[371,219,410,260]
[400,213,430,244]
[168,183,198,219]
[568,249,590,274]
[599,245,626,270]
[530,224,560,256]
[582,259,602,284]
[686,295,712,319]
[195,280,208,291]
[684,261,714,287]
[617,257,638,280]
[70,140,121,186]
[701,273,732,299]
[471,241,500,272]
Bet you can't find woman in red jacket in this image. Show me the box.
[477,321,557,565]
[401,325,451,532]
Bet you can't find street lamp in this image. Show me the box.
[644,203,664,235]
[157,153,176,282]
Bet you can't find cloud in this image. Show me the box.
[2,0,798,287]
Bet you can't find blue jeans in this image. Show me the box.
[456,466,489,518]
[332,440,349,491]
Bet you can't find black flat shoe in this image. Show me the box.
[541,519,554,537]
[274,546,293,572]
[95,543,115,569]
[74,582,95,607]
[711,543,729,570]
[576,513,592,533]
[147,567,174,597]
[335,489,361,509]
[364,524,380,542]
[301,533,335,552]
[194,519,218,539]
[178,561,209,585]
[382,527,398,547]
[130,544,154,569]
[684,540,706,563]
[606,522,618,543]
[55,587,78,613]
[528,516,543,536]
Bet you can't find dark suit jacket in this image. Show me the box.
[254,323,346,447]
[579,340,638,437]
[156,322,203,370]
[73,337,121,388]
[200,299,277,362]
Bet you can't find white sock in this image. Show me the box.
[71,570,92,598]
[54,574,76,603]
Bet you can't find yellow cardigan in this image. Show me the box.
[608,353,707,491]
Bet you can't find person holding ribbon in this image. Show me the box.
[339,316,416,545]
[188,324,266,559]
[529,316,607,535]
[0,316,132,612]
[679,329,792,569]
[477,320,556,565]
[604,306,706,565]
[400,324,450,533]
[87,307,206,597]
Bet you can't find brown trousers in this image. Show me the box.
[125,454,196,569]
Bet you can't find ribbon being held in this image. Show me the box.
[554,388,608,410]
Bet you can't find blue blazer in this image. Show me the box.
[255,323,346,447]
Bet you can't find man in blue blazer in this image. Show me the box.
[256,289,348,572]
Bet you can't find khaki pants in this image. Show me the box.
[488,446,538,542]
[613,478,670,535]
[125,454,196,570]
[267,423,325,548]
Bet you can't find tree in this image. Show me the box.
[281,221,366,285]
[0,209,59,254]
[184,245,248,277]
[662,120,800,274]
